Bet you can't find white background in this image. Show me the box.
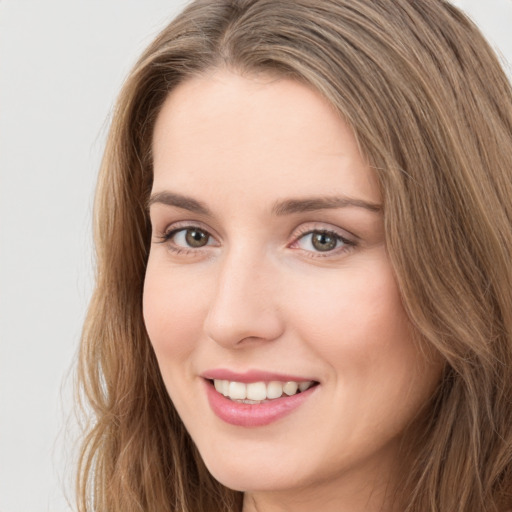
[0,1,510,511]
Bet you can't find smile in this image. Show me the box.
[202,374,319,427]
[212,379,315,403]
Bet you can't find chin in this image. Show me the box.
[210,469,301,494]
[199,449,308,493]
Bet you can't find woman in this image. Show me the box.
[76,1,512,511]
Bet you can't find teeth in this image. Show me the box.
[212,379,315,401]
[267,381,283,399]
[247,382,267,400]
[299,381,313,392]
[283,381,299,395]
[229,381,247,399]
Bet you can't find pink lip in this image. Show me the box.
[201,368,316,383]
[203,379,318,427]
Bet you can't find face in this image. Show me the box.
[144,69,442,511]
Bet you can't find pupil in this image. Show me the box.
[185,229,208,247]
[312,232,337,251]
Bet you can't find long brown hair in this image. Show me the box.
[76,1,512,510]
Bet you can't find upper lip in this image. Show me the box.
[200,368,318,383]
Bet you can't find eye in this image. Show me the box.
[172,228,210,249]
[295,229,352,253]
[169,227,213,248]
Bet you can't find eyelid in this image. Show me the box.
[154,220,220,251]
[157,220,217,239]
[290,222,356,243]
[153,220,357,258]
[288,223,357,257]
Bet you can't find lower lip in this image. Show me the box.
[204,380,318,427]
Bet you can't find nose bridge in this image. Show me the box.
[204,243,283,347]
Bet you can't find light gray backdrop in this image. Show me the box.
[0,1,510,511]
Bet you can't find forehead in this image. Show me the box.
[151,69,380,206]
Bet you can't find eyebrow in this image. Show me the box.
[272,196,382,215]
[147,191,382,216]
[147,191,211,215]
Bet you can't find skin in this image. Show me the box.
[143,69,443,512]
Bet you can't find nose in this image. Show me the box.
[203,248,285,348]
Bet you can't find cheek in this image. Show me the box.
[285,259,441,445]
[284,256,437,403]
[142,261,208,362]
[287,259,407,360]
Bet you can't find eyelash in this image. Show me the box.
[290,226,356,257]
[155,223,356,259]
